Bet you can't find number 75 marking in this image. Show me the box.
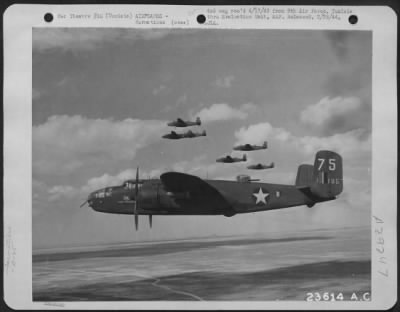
[317,158,336,171]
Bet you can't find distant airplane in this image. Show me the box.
[247,162,275,170]
[216,154,247,163]
[81,150,343,230]
[184,129,206,138]
[162,130,206,140]
[167,117,201,127]
[233,141,268,151]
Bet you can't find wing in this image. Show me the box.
[160,172,233,212]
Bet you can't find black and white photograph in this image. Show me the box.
[31,26,372,301]
[3,4,397,310]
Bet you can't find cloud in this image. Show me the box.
[235,122,287,145]
[48,185,78,202]
[33,115,168,178]
[300,96,366,135]
[301,96,361,126]
[191,103,256,123]
[152,84,167,95]
[234,122,371,159]
[81,167,164,193]
[33,28,198,52]
[215,75,235,88]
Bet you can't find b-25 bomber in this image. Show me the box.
[233,141,268,151]
[162,130,206,140]
[247,162,275,170]
[216,154,247,163]
[167,117,201,127]
[81,150,343,230]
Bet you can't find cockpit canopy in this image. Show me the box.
[236,174,251,182]
[122,180,143,190]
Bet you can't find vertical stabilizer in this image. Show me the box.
[295,164,314,187]
[310,150,343,198]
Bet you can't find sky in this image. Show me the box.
[32,28,372,249]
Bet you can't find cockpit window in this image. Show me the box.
[93,188,113,198]
[105,188,112,197]
[95,191,105,198]
[123,181,143,190]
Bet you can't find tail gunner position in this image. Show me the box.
[81,150,343,230]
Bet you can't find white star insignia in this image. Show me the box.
[253,188,269,205]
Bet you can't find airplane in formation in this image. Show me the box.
[233,141,268,151]
[247,162,275,170]
[80,150,343,230]
[167,117,201,127]
[162,130,206,140]
[216,154,247,163]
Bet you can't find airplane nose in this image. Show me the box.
[87,192,96,207]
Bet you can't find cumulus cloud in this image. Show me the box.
[234,122,371,158]
[81,167,164,194]
[191,103,256,123]
[235,122,287,145]
[33,115,168,177]
[48,185,78,202]
[300,96,371,136]
[301,96,361,127]
[215,75,235,88]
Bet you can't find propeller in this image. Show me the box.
[79,200,88,208]
[134,167,139,230]
[149,215,153,228]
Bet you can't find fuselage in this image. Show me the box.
[216,157,244,163]
[167,121,199,127]
[87,178,332,217]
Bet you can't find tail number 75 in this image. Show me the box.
[317,158,336,171]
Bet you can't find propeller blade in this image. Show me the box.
[135,167,139,198]
[79,200,87,208]
[135,213,139,230]
[149,215,152,228]
[133,167,139,230]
